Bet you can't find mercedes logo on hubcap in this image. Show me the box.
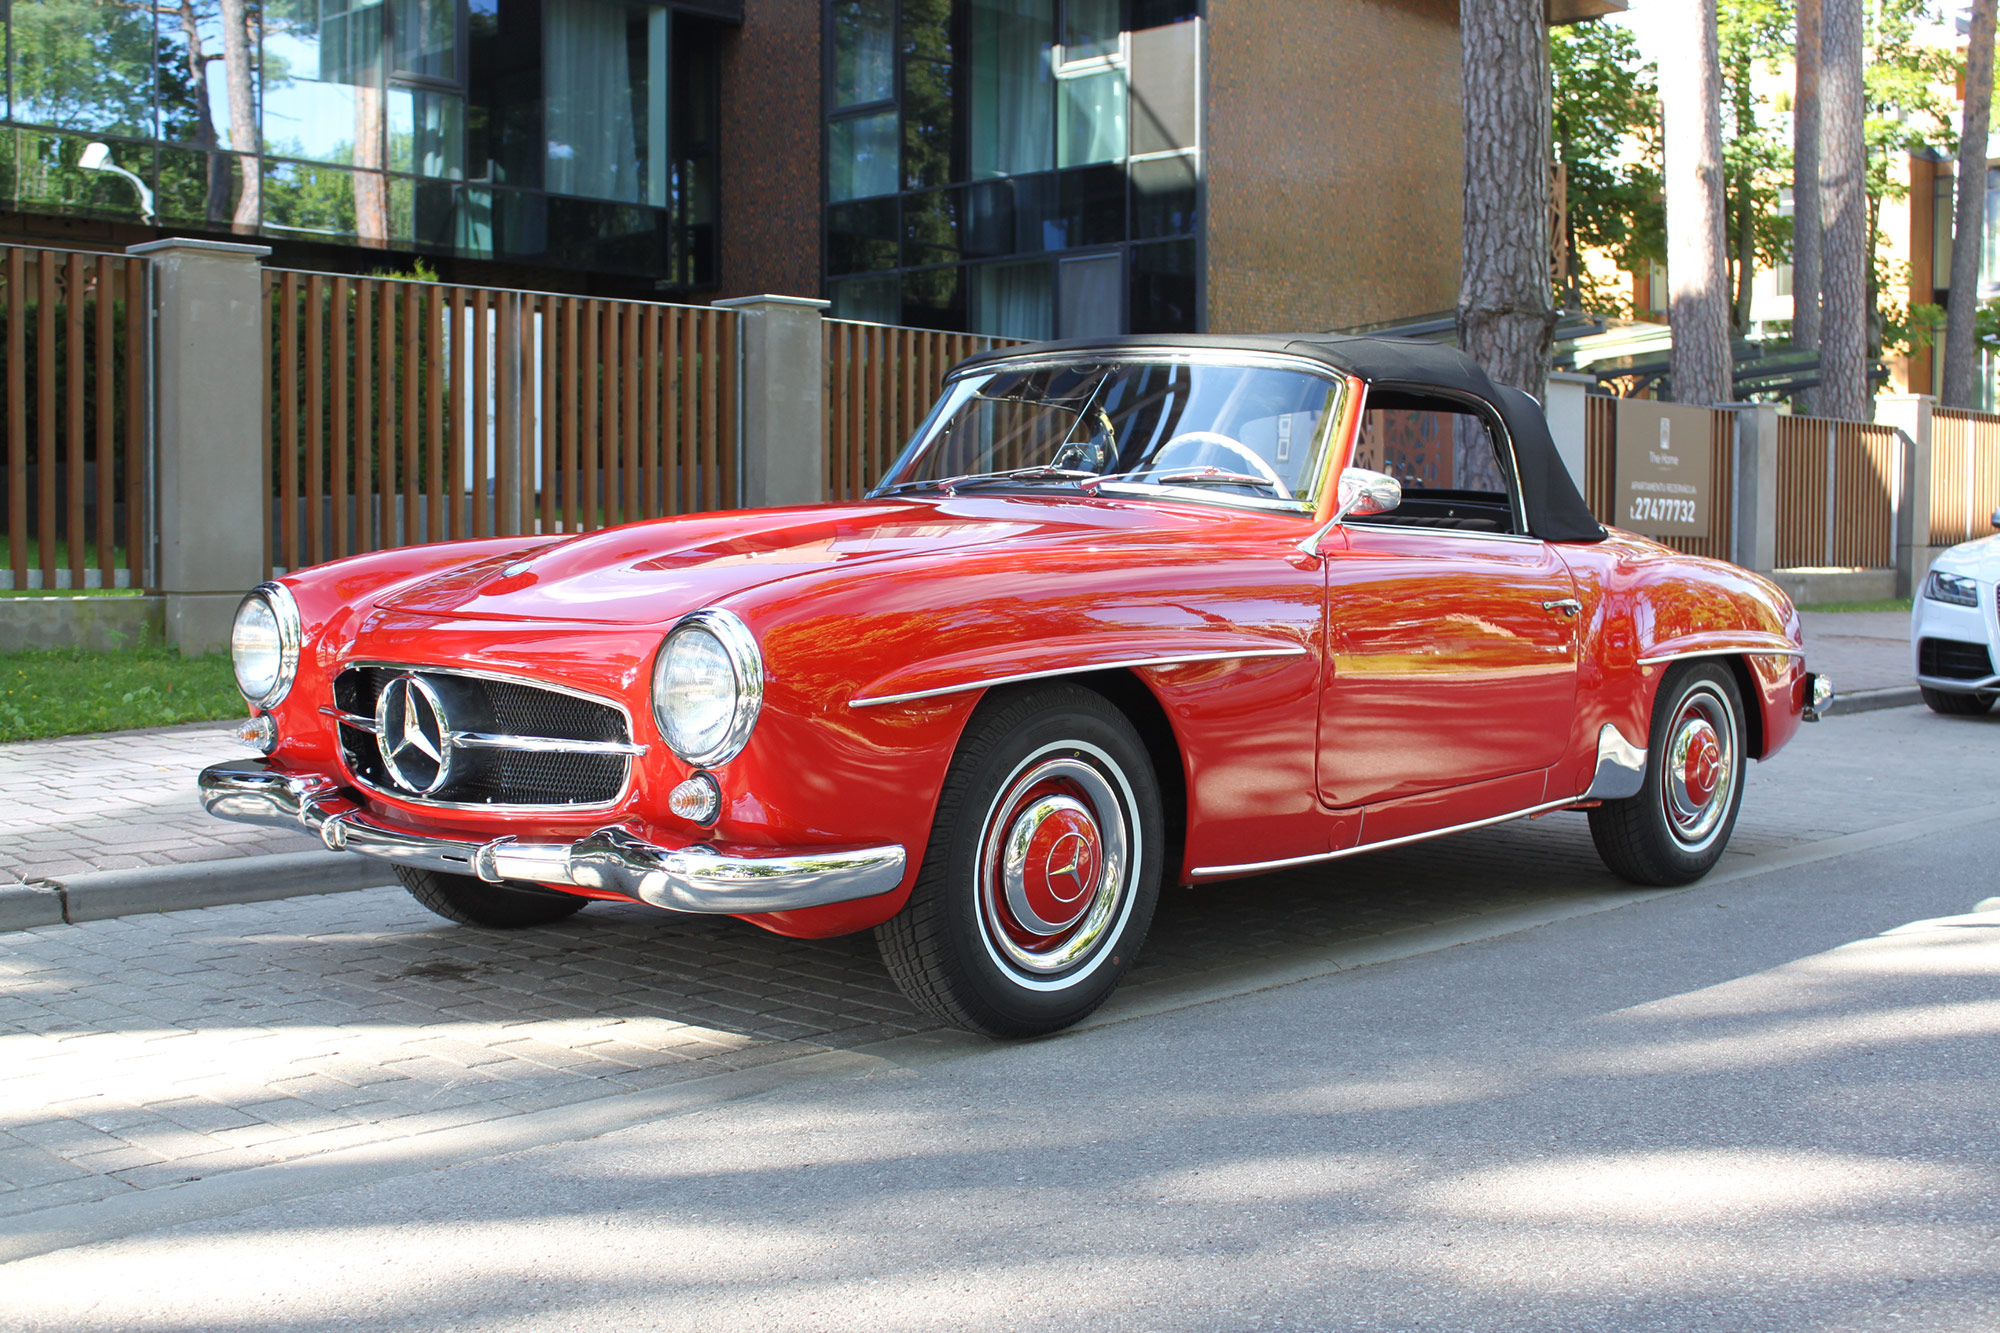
[375,674,453,795]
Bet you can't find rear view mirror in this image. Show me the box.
[1335,467,1402,521]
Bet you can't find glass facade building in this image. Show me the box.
[824,0,1200,338]
[0,0,729,286]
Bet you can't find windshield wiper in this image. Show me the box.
[875,465,1099,497]
[1086,468,1279,491]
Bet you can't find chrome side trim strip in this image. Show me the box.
[199,758,907,914]
[1636,646,1805,665]
[1189,794,1581,880]
[849,646,1311,708]
[1582,723,1647,801]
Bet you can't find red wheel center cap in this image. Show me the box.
[1021,809,1102,932]
[1683,726,1722,804]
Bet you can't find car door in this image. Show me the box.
[1316,393,1581,811]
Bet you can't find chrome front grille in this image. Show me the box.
[328,666,639,808]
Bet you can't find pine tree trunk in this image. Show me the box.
[220,0,261,233]
[1819,0,1870,420]
[1663,0,1734,405]
[1457,0,1556,403]
[1793,0,1823,412]
[1943,0,1998,408]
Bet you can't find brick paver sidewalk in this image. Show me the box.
[0,722,317,886]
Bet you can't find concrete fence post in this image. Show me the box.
[1874,392,1933,597]
[714,294,831,509]
[127,237,272,655]
[1719,402,1779,573]
[1541,371,1594,492]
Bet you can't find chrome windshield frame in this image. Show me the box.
[868,349,1352,517]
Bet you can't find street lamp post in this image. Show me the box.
[78,142,156,224]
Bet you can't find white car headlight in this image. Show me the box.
[230,582,302,708]
[652,609,763,767]
[1925,569,1980,607]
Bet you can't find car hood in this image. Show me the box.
[1935,530,2000,581]
[375,496,1265,626]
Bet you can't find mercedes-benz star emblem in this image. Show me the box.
[375,674,453,795]
[1045,830,1097,902]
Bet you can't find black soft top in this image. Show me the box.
[955,333,1607,544]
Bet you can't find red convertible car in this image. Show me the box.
[202,334,1831,1035]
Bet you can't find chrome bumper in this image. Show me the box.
[198,758,908,915]
[1802,672,1835,722]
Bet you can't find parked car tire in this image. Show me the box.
[1920,686,1995,716]
[1589,662,1747,887]
[876,684,1164,1037]
[394,866,589,928]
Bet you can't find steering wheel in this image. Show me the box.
[1135,431,1291,499]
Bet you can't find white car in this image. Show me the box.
[1914,507,2000,715]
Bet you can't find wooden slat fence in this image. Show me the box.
[1774,415,1902,569]
[1580,397,1735,560]
[1583,393,1615,522]
[1929,407,2000,547]
[823,321,1023,501]
[0,244,148,591]
[265,272,737,574]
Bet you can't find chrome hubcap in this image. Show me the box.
[978,747,1134,981]
[1662,687,1736,849]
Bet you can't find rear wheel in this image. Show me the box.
[875,684,1164,1038]
[1590,663,1746,886]
[394,866,588,928]
[1920,686,1995,716]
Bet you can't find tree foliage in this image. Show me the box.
[1552,21,1663,315]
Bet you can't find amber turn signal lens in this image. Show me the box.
[235,713,278,754]
[668,772,722,825]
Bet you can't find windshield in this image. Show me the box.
[873,357,1341,512]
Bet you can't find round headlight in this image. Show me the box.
[231,583,301,708]
[652,609,763,767]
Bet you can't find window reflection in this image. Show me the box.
[833,0,895,107]
[830,110,898,202]
[10,0,157,137]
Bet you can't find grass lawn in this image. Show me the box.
[1796,598,1913,614]
[0,646,245,743]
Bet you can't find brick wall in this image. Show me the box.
[718,0,823,300]
[1204,0,1463,333]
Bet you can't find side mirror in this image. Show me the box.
[1335,467,1402,521]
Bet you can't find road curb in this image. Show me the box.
[20,851,391,930]
[0,884,65,931]
[1834,685,1922,714]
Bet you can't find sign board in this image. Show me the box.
[1613,398,1714,539]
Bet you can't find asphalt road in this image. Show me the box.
[4,708,1999,1331]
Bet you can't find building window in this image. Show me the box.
[0,0,723,287]
[543,0,668,206]
[827,0,1201,338]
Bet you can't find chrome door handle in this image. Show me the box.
[1542,598,1582,618]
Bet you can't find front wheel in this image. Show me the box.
[875,684,1164,1037]
[1921,686,1995,716]
[1589,663,1747,886]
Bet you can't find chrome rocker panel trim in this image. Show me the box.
[198,758,906,915]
